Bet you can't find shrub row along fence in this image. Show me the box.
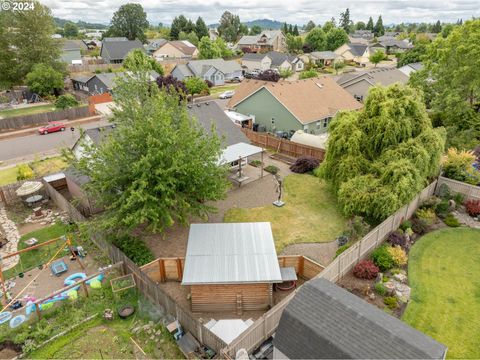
[221,180,438,357]
[242,128,326,161]
[0,105,92,132]
[67,63,122,73]
[141,255,324,283]
[436,176,480,201]
[42,180,229,353]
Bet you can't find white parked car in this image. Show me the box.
[219,90,235,99]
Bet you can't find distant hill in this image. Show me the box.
[54,17,107,30]
[209,18,286,30]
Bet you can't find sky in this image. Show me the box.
[40,0,480,26]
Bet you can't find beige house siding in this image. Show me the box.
[242,57,272,71]
[153,43,198,59]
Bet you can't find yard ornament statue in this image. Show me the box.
[273,174,285,207]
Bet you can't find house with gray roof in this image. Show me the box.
[100,37,144,64]
[71,71,159,94]
[236,30,286,53]
[274,278,447,359]
[145,38,167,55]
[241,51,304,72]
[336,67,409,101]
[374,38,413,54]
[171,58,243,86]
[398,62,424,77]
[60,39,85,64]
[306,51,342,66]
[334,43,371,65]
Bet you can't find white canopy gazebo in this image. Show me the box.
[218,142,264,185]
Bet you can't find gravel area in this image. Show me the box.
[281,241,338,266]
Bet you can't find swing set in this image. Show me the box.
[0,236,85,308]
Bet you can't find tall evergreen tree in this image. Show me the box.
[366,17,374,30]
[293,25,299,36]
[339,8,351,33]
[195,17,209,39]
[170,15,188,40]
[305,21,316,32]
[373,15,385,36]
[288,24,293,34]
[431,20,442,33]
[217,11,242,42]
[282,22,288,35]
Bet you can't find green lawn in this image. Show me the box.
[210,84,240,97]
[0,104,55,118]
[0,156,68,187]
[0,166,18,186]
[403,228,480,359]
[3,223,71,280]
[224,174,347,251]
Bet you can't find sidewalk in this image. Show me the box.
[0,115,102,141]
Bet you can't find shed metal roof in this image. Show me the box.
[181,222,282,285]
[218,142,263,164]
[274,279,447,359]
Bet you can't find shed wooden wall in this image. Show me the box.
[190,283,272,313]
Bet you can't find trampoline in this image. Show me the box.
[50,260,68,276]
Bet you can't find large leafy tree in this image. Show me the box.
[26,63,64,96]
[249,25,262,35]
[409,19,480,150]
[286,34,303,53]
[369,50,385,67]
[64,22,79,38]
[318,84,446,223]
[0,1,62,89]
[198,37,222,59]
[304,27,326,51]
[123,49,164,75]
[326,28,349,51]
[218,11,242,42]
[71,63,229,233]
[107,3,149,43]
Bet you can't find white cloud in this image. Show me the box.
[39,0,480,25]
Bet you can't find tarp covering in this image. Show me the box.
[290,130,328,150]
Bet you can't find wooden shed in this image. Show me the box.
[181,222,282,313]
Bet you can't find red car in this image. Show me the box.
[38,122,66,135]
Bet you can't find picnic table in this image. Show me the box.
[25,194,43,206]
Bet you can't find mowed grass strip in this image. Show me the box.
[224,174,347,251]
[403,228,480,359]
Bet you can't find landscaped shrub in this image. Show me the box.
[443,148,480,185]
[16,164,34,181]
[109,233,154,266]
[335,244,351,258]
[387,246,408,266]
[411,217,428,235]
[336,235,349,246]
[452,192,465,206]
[264,165,279,175]
[388,231,407,248]
[444,214,461,227]
[435,200,450,219]
[371,245,395,271]
[420,196,440,210]
[465,200,480,217]
[375,282,387,296]
[383,296,398,309]
[345,216,370,241]
[415,208,436,226]
[55,94,79,109]
[249,160,262,167]
[399,220,412,231]
[352,260,379,280]
[289,156,320,174]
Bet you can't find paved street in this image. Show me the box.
[0,118,110,162]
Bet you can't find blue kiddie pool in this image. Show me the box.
[50,260,68,276]
[0,311,12,325]
[64,273,87,291]
[10,315,26,328]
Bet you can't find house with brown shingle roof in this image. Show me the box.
[227,77,362,135]
[152,40,199,60]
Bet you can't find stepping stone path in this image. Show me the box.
[0,205,20,271]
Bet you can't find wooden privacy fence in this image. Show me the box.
[42,181,229,353]
[141,255,324,283]
[436,176,480,200]
[242,128,325,161]
[0,105,92,131]
[221,180,438,357]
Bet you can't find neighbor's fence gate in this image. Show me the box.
[221,180,438,357]
[42,181,228,353]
